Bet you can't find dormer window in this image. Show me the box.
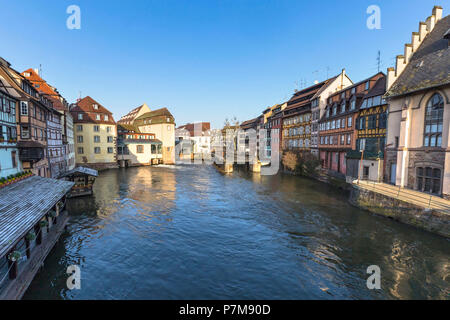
[78,113,83,120]
[365,81,370,91]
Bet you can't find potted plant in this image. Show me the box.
[39,220,49,228]
[25,231,36,241]
[8,251,22,262]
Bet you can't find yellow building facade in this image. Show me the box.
[70,96,118,169]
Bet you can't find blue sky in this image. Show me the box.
[0,0,446,128]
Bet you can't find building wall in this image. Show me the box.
[65,111,76,170]
[0,94,21,178]
[118,143,162,166]
[47,111,65,178]
[386,87,450,198]
[74,123,117,166]
[311,73,353,155]
[138,123,175,164]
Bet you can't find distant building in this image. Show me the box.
[176,122,211,158]
[117,124,162,167]
[310,70,353,157]
[318,72,385,177]
[384,6,449,199]
[346,76,388,182]
[129,106,176,164]
[70,96,118,169]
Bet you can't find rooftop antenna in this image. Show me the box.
[377,50,381,72]
[312,70,319,84]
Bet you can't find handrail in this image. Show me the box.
[354,180,450,214]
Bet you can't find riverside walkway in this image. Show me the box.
[353,180,450,214]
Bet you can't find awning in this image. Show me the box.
[59,166,98,178]
[0,176,74,258]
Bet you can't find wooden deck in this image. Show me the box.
[0,211,70,300]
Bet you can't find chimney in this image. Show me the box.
[340,68,346,89]
[433,6,443,21]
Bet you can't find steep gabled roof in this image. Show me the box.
[71,96,116,124]
[386,15,450,98]
[21,68,67,111]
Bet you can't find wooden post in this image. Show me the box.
[8,251,18,280]
[25,239,31,259]
[35,225,42,245]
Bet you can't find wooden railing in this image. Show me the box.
[354,180,450,214]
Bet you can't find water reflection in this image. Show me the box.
[24,165,449,300]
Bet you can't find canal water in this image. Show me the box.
[24,165,449,299]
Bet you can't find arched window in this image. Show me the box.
[424,93,444,147]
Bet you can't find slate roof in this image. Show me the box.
[70,96,116,125]
[0,176,74,258]
[364,76,387,99]
[386,15,450,98]
[0,75,21,99]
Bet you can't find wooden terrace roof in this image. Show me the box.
[0,176,74,258]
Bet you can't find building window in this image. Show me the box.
[347,134,351,145]
[347,117,352,128]
[107,136,113,143]
[21,102,28,115]
[107,126,111,133]
[107,147,114,154]
[93,104,98,110]
[96,114,101,121]
[94,125,100,132]
[340,135,345,145]
[358,117,366,129]
[416,167,441,194]
[423,93,444,147]
[78,147,84,154]
[94,136,100,143]
[21,126,30,139]
[365,81,370,90]
[104,115,109,121]
[368,115,377,129]
[11,151,17,168]
[94,147,101,154]
[77,135,83,143]
[78,113,83,120]
[77,125,83,131]
[379,113,387,129]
